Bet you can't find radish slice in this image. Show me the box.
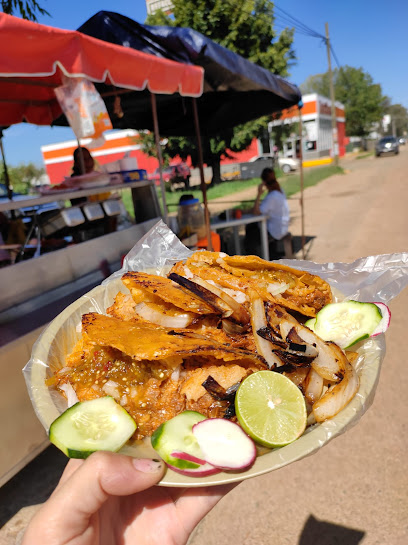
[167,462,221,477]
[372,303,391,336]
[171,451,207,465]
[192,419,256,470]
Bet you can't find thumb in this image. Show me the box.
[22,452,165,544]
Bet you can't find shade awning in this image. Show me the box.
[0,13,204,126]
[75,11,302,135]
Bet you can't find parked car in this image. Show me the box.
[148,163,191,191]
[249,154,299,174]
[375,136,399,157]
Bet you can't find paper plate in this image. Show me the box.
[25,278,384,487]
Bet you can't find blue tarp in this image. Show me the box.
[65,11,302,136]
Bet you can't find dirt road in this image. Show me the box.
[189,149,408,545]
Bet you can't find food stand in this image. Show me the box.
[0,12,204,485]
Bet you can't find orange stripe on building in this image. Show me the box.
[42,135,141,161]
[278,100,317,120]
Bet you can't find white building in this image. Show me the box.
[146,0,174,15]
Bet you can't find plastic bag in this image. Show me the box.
[54,77,112,147]
[23,220,408,486]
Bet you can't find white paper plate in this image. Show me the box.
[26,279,384,487]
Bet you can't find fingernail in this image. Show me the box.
[132,458,163,473]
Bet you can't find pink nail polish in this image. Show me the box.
[132,458,163,473]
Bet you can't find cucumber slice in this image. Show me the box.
[151,411,206,470]
[305,318,316,330]
[49,396,137,458]
[313,301,382,349]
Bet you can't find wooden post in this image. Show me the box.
[298,107,306,259]
[192,98,213,251]
[76,139,86,175]
[325,22,339,166]
[0,135,15,219]
[150,93,168,223]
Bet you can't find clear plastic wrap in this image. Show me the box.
[23,221,408,487]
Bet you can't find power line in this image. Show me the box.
[273,4,325,40]
[330,44,341,69]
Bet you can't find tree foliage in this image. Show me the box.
[1,0,49,21]
[0,163,45,194]
[384,103,408,136]
[145,0,295,182]
[301,66,387,137]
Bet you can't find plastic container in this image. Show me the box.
[119,155,138,172]
[121,169,147,183]
[177,198,206,239]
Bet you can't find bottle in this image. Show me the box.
[177,197,206,240]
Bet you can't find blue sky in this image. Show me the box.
[3,0,408,167]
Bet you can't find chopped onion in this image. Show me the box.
[206,279,247,304]
[183,266,194,279]
[59,382,79,407]
[102,380,120,400]
[279,319,346,382]
[190,274,250,324]
[135,302,193,328]
[303,367,324,405]
[313,361,359,422]
[248,290,284,368]
[267,282,290,296]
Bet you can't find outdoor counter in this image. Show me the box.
[211,214,270,261]
[0,179,160,222]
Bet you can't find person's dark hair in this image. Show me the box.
[261,167,276,182]
[72,147,94,176]
[261,167,282,192]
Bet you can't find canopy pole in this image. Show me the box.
[192,98,213,251]
[0,134,15,219]
[298,106,305,259]
[76,139,86,175]
[150,93,168,223]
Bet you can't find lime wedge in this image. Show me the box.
[235,370,307,448]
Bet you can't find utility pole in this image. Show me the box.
[325,22,339,166]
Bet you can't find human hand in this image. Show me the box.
[22,452,237,545]
[257,183,265,196]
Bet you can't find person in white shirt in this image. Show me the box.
[245,167,291,257]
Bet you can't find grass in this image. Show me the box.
[356,151,374,160]
[280,164,344,198]
[121,164,344,217]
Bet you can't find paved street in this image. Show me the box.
[1,149,407,544]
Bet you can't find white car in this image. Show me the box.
[249,154,299,174]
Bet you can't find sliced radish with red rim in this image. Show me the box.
[192,418,256,470]
[371,303,391,336]
[167,462,221,477]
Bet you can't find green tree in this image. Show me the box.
[145,0,295,183]
[0,163,45,194]
[385,103,408,137]
[1,0,49,21]
[301,66,387,137]
[300,72,330,97]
